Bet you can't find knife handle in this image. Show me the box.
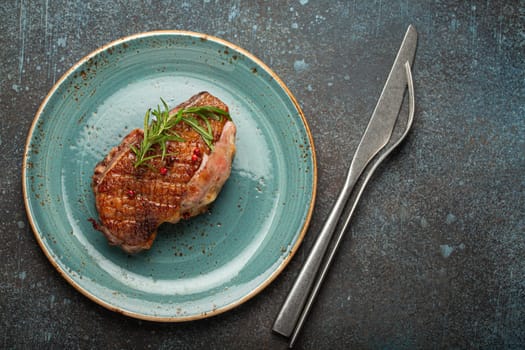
[271,70,388,340]
[272,175,355,338]
[272,99,379,339]
[272,68,378,338]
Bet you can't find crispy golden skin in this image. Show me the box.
[92,92,236,253]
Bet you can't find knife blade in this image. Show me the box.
[272,25,418,341]
[347,24,417,188]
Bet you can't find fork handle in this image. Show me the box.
[272,83,374,338]
[272,171,357,338]
[272,102,376,338]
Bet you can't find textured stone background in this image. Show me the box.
[1,0,524,349]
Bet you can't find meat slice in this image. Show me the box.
[92,92,236,253]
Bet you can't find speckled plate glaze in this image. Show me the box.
[22,31,316,321]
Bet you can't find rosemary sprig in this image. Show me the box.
[131,98,230,168]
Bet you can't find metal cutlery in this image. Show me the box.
[272,25,418,347]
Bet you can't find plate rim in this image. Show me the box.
[22,30,317,322]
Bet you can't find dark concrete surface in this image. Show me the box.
[1,1,524,349]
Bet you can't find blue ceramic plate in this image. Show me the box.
[23,31,316,321]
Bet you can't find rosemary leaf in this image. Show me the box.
[131,98,229,167]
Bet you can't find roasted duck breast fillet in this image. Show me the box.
[92,92,236,253]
